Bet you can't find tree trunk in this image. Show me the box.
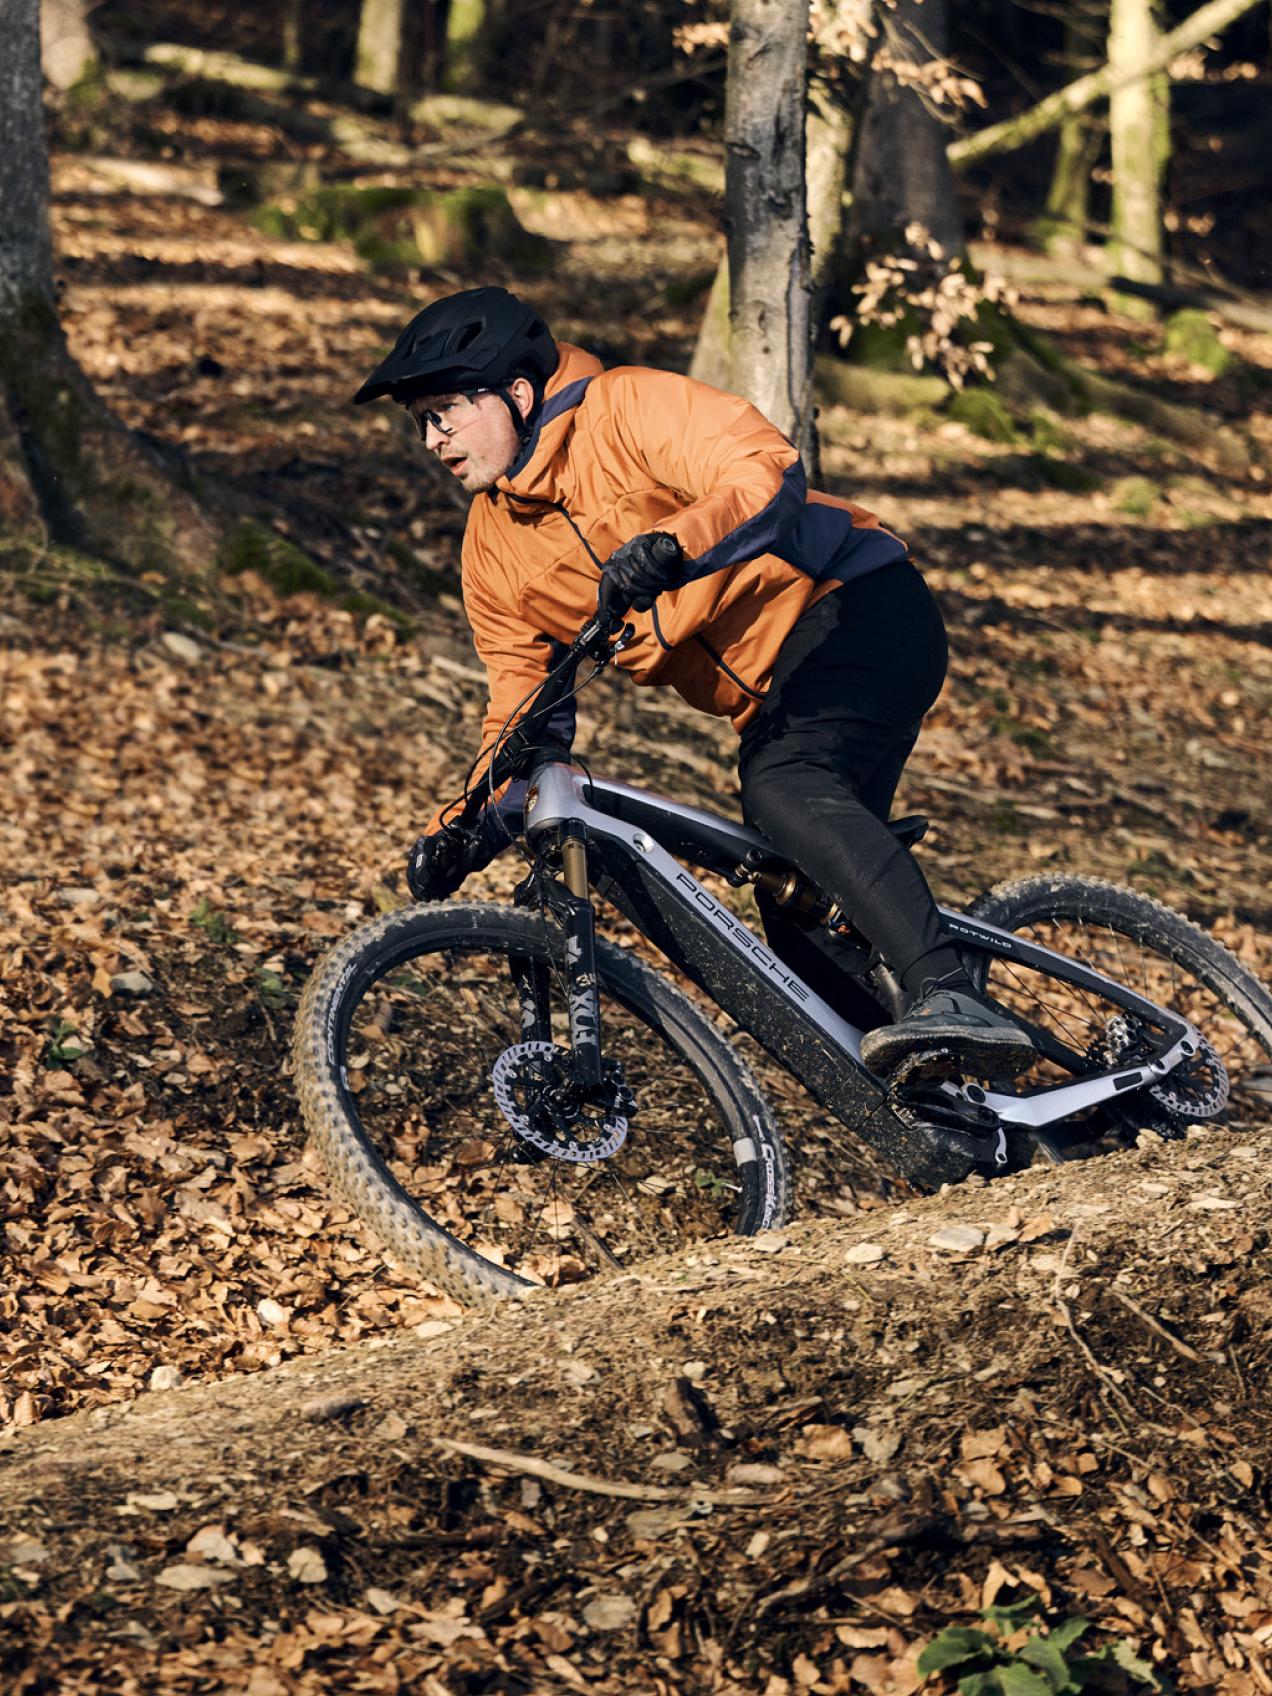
[443,0,486,95]
[806,78,854,301]
[282,0,303,75]
[690,79,850,403]
[851,0,963,261]
[950,0,1261,168]
[721,0,816,469]
[354,0,406,97]
[688,262,731,392]
[1108,0,1167,319]
[1,0,216,570]
[1039,7,1103,258]
[40,0,97,92]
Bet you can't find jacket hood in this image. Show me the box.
[495,341,603,496]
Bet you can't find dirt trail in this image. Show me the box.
[3,1129,1272,1692]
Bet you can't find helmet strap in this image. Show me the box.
[495,381,543,452]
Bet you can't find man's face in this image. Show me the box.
[405,380,532,494]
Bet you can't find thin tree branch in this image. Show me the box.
[949,0,1263,167]
[432,1437,767,1505]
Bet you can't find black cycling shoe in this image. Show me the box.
[859,985,1035,1078]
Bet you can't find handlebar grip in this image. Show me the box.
[651,533,681,564]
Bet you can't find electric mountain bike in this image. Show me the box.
[293,612,1272,1303]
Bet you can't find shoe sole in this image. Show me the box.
[861,1024,1035,1080]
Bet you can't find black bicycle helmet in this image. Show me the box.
[352,286,557,406]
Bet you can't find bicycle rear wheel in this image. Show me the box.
[293,902,787,1303]
[968,875,1272,1143]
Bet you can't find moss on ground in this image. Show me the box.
[1111,475,1163,517]
[837,317,914,370]
[1028,411,1075,455]
[1163,308,1233,376]
[1032,454,1101,493]
[218,518,408,624]
[948,387,1019,443]
[252,184,417,244]
[253,182,550,274]
[218,518,339,596]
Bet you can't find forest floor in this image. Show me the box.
[3,73,1272,1695]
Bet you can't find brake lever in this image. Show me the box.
[577,617,635,659]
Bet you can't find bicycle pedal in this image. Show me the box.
[885,1047,955,1089]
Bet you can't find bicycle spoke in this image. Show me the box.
[989,956,1092,1056]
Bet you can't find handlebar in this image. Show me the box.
[449,610,632,831]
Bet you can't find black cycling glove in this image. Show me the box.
[406,826,490,902]
[597,531,685,618]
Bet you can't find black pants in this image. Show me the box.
[737,560,959,1017]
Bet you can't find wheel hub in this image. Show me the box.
[490,1041,628,1164]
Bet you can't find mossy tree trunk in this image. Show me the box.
[1,0,217,573]
[282,0,304,75]
[443,0,487,95]
[40,0,98,92]
[712,0,816,469]
[1109,0,1168,320]
[806,77,854,306]
[1040,5,1104,258]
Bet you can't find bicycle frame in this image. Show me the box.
[523,760,1206,1186]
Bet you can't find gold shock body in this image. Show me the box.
[561,836,589,898]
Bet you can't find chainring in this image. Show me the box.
[490,1040,628,1164]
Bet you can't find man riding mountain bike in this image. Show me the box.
[353,286,1034,1078]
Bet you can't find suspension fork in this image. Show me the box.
[557,823,604,1092]
[508,954,552,1043]
[510,824,605,1093]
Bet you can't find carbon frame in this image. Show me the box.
[524,762,1204,1186]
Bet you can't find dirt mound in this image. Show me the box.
[2,1128,1270,1693]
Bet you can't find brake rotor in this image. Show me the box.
[1091,1014,1230,1129]
[1149,1034,1229,1120]
[490,1040,627,1164]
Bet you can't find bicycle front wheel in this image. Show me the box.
[293,902,787,1304]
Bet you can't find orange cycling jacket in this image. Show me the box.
[429,341,907,837]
